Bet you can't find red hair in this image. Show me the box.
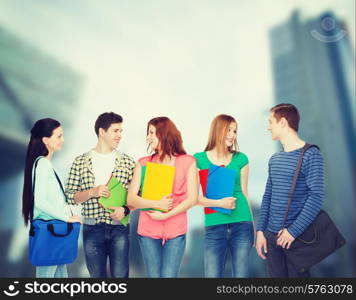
[147,117,186,162]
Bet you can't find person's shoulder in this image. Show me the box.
[236,151,248,160]
[304,145,321,156]
[138,155,151,165]
[234,151,249,168]
[180,153,194,159]
[193,151,205,160]
[176,154,196,170]
[269,151,281,163]
[72,152,88,163]
[120,152,136,164]
[303,145,323,163]
[36,156,51,168]
[35,157,52,175]
[178,154,196,163]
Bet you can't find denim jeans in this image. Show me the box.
[83,223,129,278]
[138,234,186,278]
[204,221,254,278]
[264,231,310,278]
[36,265,68,278]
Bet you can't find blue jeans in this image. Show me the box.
[138,234,186,278]
[204,221,254,277]
[83,223,129,278]
[36,265,67,278]
[264,231,310,278]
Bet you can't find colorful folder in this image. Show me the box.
[99,175,129,225]
[141,162,175,211]
[198,169,216,214]
[203,164,237,214]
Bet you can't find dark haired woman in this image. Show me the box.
[22,118,80,278]
[128,117,198,277]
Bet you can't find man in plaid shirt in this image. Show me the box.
[65,112,135,278]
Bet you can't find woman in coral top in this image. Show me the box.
[128,116,198,278]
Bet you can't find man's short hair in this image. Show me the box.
[270,103,300,132]
[94,112,123,136]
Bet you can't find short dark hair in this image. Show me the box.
[94,112,123,136]
[270,103,300,132]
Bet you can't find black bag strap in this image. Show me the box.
[32,156,73,221]
[47,223,73,237]
[282,143,320,228]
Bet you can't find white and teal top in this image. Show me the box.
[32,156,70,221]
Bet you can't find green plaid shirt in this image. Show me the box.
[65,150,136,224]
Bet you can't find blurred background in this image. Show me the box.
[0,0,354,277]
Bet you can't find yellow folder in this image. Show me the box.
[142,162,175,211]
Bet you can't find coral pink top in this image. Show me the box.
[137,154,196,241]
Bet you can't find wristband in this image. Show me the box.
[123,205,130,216]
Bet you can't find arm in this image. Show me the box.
[148,161,198,220]
[127,163,172,210]
[65,156,108,204]
[34,159,70,222]
[256,162,272,233]
[196,168,236,209]
[286,149,325,238]
[65,157,83,205]
[255,162,272,259]
[74,187,108,204]
[240,164,256,244]
[198,196,236,208]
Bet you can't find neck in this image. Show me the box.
[157,152,174,163]
[95,140,114,154]
[45,151,53,160]
[280,131,305,152]
[211,148,230,159]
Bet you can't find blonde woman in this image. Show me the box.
[194,114,255,277]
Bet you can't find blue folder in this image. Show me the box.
[206,164,237,214]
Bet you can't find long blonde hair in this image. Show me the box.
[204,114,238,157]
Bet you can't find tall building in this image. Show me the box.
[0,25,83,276]
[269,10,356,277]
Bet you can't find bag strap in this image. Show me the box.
[30,158,41,222]
[47,223,73,237]
[282,143,320,228]
[32,157,73,221]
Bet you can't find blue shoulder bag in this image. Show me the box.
[29,158,81,266]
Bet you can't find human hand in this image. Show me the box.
[255,231,268,260]
[147,210,170,221]
[218,197,236,209]
[276,228,295,249]
[157,194,173,211]
[92,185,110,198]
[109,206,125,221]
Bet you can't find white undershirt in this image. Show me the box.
[91,149,117,186]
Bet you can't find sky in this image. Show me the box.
[0,0,355,239]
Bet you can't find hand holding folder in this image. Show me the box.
[141,162,175,212]
[201,164,237,214]
[99,175,129,225]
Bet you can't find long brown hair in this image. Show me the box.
[147,117,186,162]
[204,114,238,157]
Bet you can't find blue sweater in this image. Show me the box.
[257,146,325,238]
